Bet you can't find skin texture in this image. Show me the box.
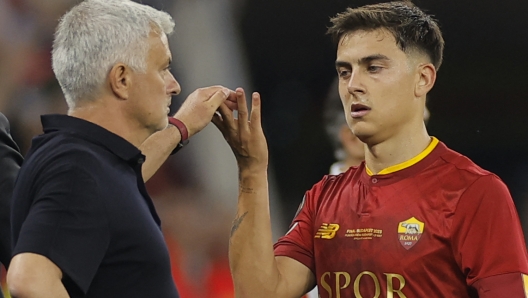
[213,28,436,298]
[8,253,68,298]
[127,32,180,136]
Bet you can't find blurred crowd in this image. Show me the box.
[1,0,527,297]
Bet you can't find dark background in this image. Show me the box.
[237,0,528,222]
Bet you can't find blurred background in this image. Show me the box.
[1,0,527,297]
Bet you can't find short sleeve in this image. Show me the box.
[450,174,528,294]
[13,164,110,294]
[274,178,328,274]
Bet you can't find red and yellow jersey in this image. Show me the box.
[275,138,528,298]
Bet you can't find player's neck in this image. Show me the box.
[364,125,430,175]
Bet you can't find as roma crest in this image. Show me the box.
[397,217,425,250]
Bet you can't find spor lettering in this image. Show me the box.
[320,271,406,298]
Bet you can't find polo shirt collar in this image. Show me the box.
[41,114,143,163]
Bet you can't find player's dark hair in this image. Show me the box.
[327,1,444,70]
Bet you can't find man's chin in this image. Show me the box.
[147,120,168,136]
[157,122,168,132]
[352,128,377,145]
[160,117,170,129]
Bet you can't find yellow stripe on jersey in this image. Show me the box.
[523,273,528,297]
[366,137,439,176]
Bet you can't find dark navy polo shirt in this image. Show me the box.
[11,115,179,298]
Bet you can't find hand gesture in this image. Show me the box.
[212,88,268,174]
[173,86,237,137]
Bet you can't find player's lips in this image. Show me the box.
[350,103,371,118]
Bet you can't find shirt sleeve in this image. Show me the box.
[450,174,528,297]
[472,273,528,298]
[13,163,110,294]
[274,178,327,274]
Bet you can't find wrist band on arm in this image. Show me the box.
[168,117,189,154]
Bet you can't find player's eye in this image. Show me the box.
[337,68,351,79]
[367,65,382,73]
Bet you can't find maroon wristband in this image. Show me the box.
[168,117,188,141]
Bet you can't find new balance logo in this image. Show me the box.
[315,223,340,239]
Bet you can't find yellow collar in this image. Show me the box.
[366,137,439,176]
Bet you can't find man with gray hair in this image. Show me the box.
[7,0,236,297]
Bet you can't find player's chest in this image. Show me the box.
[312,186,453,270]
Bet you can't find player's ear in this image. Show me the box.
[109,63,132,100]
[415,63,436,98]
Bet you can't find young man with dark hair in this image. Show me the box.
[213,2,528,297]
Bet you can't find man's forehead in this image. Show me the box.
[159,32,169,48]
[336,29,402,60]
[149,31,172,59]
[339,29,397,48]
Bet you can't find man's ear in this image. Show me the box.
[109,63,132,100]
[415,63,436,98]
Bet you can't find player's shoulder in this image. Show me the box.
[307,163,363,199]
[434,142,505,190]
[23,132,107,176]
[324,162,361,181]
[437,142,494,178]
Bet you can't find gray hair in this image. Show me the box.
[52,0,175,108]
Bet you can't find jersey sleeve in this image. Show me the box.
[13,163,110,294]
[274,177,328,274]
[450,174,528,297]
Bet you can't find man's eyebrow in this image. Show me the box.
[335,60,351,69]
[335,54,390,69]
[359,54,390,64]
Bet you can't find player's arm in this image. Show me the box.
[7,253,68,298]
[472,273,528,298]
[451,175,528,297]
[213,88,314,297]
[139,124,180,181]
[232,171,315,297]
[140,86,235,181]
